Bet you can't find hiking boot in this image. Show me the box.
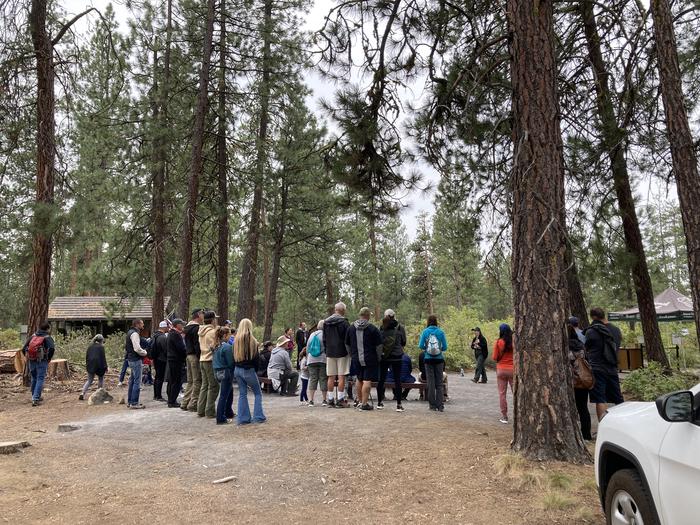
[327,399,335,408]
[78,394,84,401]
[307,400,315,407]
[396,405,404,412]
[360,403,373,411]
[376,402,384,410]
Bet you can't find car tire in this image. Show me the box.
[605,468,660,525]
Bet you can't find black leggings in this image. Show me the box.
[153,360,167,399]
[377,360,403,405]
[574,388,592,440]
[167,360,184,405]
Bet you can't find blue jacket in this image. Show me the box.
[213,342,234,371]
[418,326,448,361]
[386,353,416,383]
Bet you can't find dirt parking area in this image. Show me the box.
[0,373,603,524]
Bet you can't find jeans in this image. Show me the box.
[29,360,48,401]
[377,359,403,406]
[82,372,104,396]
[182,354,201,411]
[215,368,235,423]
[234,366,266,425]
[198,361,217,417]
[575,387,592,440]
[127,359,143,406]
[167,359,184,405]
[474,354,487,382]
[497,369,514,418]
[425,360,445,409]
[118,357,128,383]
[300,378,309,402]
[153,360,167,399]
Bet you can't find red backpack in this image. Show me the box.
[26,335,47,361]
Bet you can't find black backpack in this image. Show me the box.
[381,325,400,359]
[591,325,618,367]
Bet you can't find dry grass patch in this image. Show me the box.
[548,471,573,490]
[542,491,575,511]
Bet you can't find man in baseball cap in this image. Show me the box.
[151,320,170,401]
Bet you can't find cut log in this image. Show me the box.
[0,350,19,373]
[57,424,80,432]
[48,359,70,381]
[0,441,30,454]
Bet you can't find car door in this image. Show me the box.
[657,388,700,525]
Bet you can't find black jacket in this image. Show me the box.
[184,322,201,357]
[85,343,108,375]
[257,348,271,376]
[346,319,383,366]
[379,319,406,360]
[151,331,169,363]
[323,314,350,358]
[295,328,307,350]
[471,335,488,360]
[167,330,187,362]
[584,321,618,373]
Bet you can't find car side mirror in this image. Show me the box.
[656,391,694,423]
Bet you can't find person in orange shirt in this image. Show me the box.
[493,323,514,424]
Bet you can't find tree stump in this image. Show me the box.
[0,350,19,373]
[48,359,70,381]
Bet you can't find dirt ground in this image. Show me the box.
[0,372,603,524]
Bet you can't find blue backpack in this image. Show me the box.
[307,333,322,357]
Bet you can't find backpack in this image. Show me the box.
[382,327,398,359]
[426,332,442,356]
[307,333,322,357]
[602,333,618,367]
[27,335,47,361]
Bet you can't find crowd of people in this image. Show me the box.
[20,302,623,434]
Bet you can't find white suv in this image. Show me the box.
[595,383,700,525]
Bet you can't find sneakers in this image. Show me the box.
[360,403,373,411]
[327,399,336,408]
[471,378,478,383]
[376,402,384,410]
[353,399,360,408]
[128,403,145,409]
[168,402,181,408]
[336,399,349,408]
[438,407,444,412]
[31,400,39,407]
[308,400,315,407]
[321,399,328,407]
[78,394,84,401]
[396,405,404,412]
[499,417,509,424]
[117,382,124,387]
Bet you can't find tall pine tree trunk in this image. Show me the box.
[27,0,55,334]
[508,0,590,462]
[216,0,229,321]
[650,0,700,345]
[368,215,381,319]
[151,0,173,326]
[178,0,216,318]
[579,0,668,367]
[236,0,273,322]
[263,182,289,341]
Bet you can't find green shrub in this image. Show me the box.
[53,329,127,369]
[0,328,21,350]
[622,362,698,401]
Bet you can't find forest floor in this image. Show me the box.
[0,371,603,524]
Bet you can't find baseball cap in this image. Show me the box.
[191,308,204,318]
[203,310,218,321]
[275,335,290,347]
[384,309,396,318]
[171,318,185,327]
[568,316,579,327]
[158,320,169,329]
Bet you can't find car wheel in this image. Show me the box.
[605,468,659,525]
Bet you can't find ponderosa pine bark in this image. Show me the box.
[263,181,289,341]
[508,0,590,462]
[236,0,273,323]
[650,0,700,345]
[579,0,669,368]
[216,0,229,321]
[150,0,173,327]
[178,0,216,318]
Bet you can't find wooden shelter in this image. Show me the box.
[47,296,171,336]
[609,288,694,323]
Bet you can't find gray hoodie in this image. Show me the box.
[267,346,293,380]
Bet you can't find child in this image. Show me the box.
[299,349,309,404]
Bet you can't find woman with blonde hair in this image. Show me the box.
[233,318,266,425]
[212,326,235,424]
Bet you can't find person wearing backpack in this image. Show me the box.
[493,323,514,424]
[418,315,448,412]
[306,320,328,407]
[212,326,235,425]
[22,321,55,406]
[568,322,593,441]
[584,307,624,422]
[378,310,407,412]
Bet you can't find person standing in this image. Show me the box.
[268,335,299,395]
[470,327,488,384]
[212,326,235,425]
[295,322,307,369]
[346,307,383,411]
[569,316,586,344]
[418,315,448,412]
[306,320,328,407]
[124,319,148,409]
[79,334,108,400]
[299,349,309,404]
[151,321,170,401]
[568,323,593,441]
[22,321,56,406]
[166,319,187,407]
[323,302,351,408]
[378,310,407,412]
[182,308,204,411]
[197,311,219,418]
[233,318,266,425]
[584,307,624,422]
[493,323,514,423]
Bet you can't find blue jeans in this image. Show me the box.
[29,360,48,401]
[119,357,128,383]
[127,360,143,406]
[234,366,266,425]
[215,368,235,423]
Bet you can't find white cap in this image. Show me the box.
[158,321,169,328]
[384,309,396,318]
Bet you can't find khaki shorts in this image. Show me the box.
[326,356,350,377]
